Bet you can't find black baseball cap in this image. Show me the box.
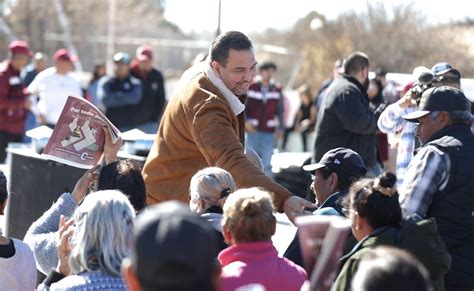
[403,86,471,122]
[303,147,366,177]
[132,201,219,290]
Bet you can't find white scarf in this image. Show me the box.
[204,62,245,116]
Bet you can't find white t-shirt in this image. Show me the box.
[28,67,83,125]
[0,238,37,290]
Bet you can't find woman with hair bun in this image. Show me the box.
[218,187,307,291]
[189,167,237,251]
[332,172,449,291]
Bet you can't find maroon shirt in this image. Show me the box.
[245,81,283,133]
[0,60,28,135]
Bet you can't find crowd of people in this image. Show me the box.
[0,41,166,163]
[0,29,473,291]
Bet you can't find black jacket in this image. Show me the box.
[425,124,474,290]
[102,75,142,129]
[313,75,382,168]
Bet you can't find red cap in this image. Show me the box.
[136,45,153,61]
[53,48,76,63]
[9,40,33,57]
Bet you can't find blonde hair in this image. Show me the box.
[189,167,237,212]
[69,190,135,276]
[222,188,275,243]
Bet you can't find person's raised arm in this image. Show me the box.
[102,127,123,165]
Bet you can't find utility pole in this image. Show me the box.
[216,0,221,37]
[53,0,83,71]
[106,0,117,76]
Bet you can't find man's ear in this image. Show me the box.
[211,61,221,74]
[329,172,339,193]
[122,258,141,291]
[438,111,452,127]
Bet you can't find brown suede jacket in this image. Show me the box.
[142,70,292,209]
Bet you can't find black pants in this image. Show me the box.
[0,131,23,162]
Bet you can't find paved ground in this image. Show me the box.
[273,213,297,255]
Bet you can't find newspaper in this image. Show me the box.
[42,95,120,169]
[296,215,351,291]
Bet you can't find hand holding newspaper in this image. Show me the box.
[42,95,121,169]
[296,215,351,291]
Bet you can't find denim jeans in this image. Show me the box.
[246,131,275,177]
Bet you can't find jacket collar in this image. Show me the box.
[342,74,368,96]
[318,190,348,215]
[204,62,245,116]
[339,226,396,263]
[218,241,276,265]
[425,123,472,145]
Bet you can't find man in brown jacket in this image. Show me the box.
[142,31,314,221]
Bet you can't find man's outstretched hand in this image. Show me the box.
[283,195,316,224]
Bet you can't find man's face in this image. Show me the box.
[212,49,257,96]
[138,59,152,72]
[114,63,130,79]
[260,68,275,83]
[36,58,46,71]
[55,59,72,74]
[310,169,334,207]
[12,53,29,70]
[415,113,444,144]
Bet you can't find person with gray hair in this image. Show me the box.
[39,190,135,290]
[189,167,237,214]
[189,167,237,251]
[400,86,474,290]
[23,133,141,275]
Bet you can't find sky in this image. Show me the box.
[164,0,473,34]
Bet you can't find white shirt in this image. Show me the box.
[0,238,37,290]
[28,67,83,125]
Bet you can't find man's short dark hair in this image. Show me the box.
[344,51,369,75]
[210,31,253,67]
[259,61,277,71]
